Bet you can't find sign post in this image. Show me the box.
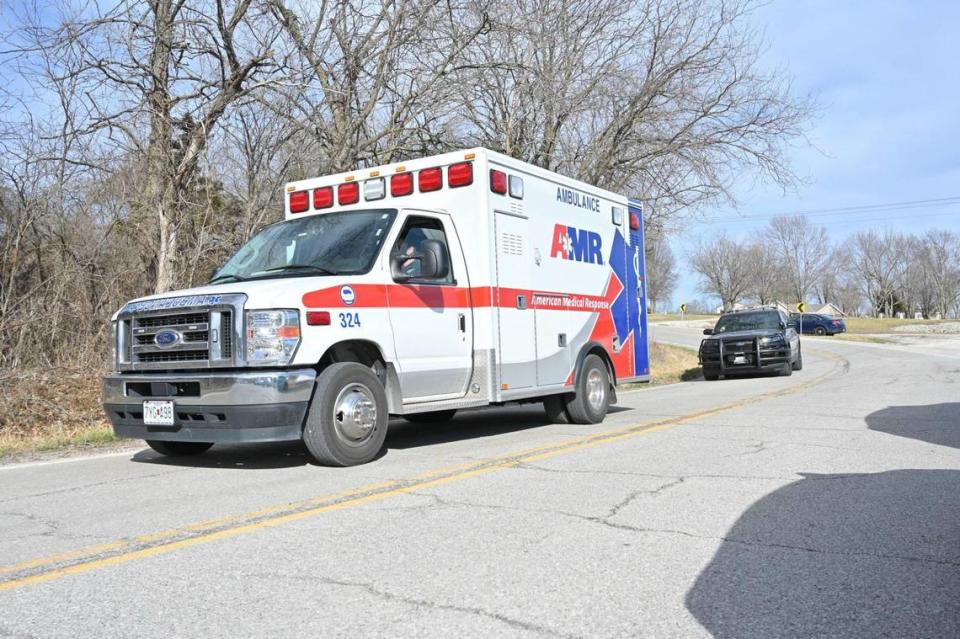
[680,303,687,320]
[797,302,805,335]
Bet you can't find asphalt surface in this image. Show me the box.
[2,325,959,638]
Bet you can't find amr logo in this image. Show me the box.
[550,224,603,265]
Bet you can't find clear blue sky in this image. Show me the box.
[670,0,960,310]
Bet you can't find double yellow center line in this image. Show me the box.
[0,350,848,592]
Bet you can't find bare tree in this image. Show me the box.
[457,0,813,230]
[689,234,753,311]
[918,229,960,318]
[745,240,784,304]
[763,214,829,303]
[645,231,679,312]
[845,230,911,317]
[18,1,285,293]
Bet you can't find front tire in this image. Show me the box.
[303,363,388,466]
[792,347,803,371]
[564,354,610,424]
[703,367,720,381]
[146,440,213,457]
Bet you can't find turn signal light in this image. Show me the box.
[391,172,414,196]
[338,182,360,205]
[490,169,507,195]
[419,167,442,192]
[448,162,473,187]
[289,190,309,213]
[313,186,333,209]
[306,311,331,326]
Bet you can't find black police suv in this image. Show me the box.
[698,308,802,380]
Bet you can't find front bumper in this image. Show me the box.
[102,369,316,444]
[699,342,791,374]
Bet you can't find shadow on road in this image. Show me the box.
[686,469,960,638]
[130,404,634,467]
[865,403,960,449]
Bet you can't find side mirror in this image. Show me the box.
[392,239,450,280]
[703,328,714,335]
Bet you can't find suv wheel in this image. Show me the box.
[564,354,610,424]
[303,363,388,466]
[792,347,803,371]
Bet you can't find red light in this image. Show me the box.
[629,212,641,231]
[306,311,331,326]
[289,190,309,213]
[313,186,333,209]
[448,162,473,187]
[490,169,507,194]
[391,172,414,196]
[419,167,442,192]
[338,182,360,205]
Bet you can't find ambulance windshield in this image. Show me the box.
[211,209,397,283]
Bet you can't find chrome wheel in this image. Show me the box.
[333,383,378,447]
[586,368,606,412]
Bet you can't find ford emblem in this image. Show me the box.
[154,330,182,348]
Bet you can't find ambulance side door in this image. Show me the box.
[385,212,473,401]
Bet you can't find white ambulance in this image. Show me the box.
[103,149,650,466]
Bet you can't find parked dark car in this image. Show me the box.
[791,313,846,336]
[698,308,802,380]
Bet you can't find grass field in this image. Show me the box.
[840,317,955,334]
[646,342,701,385]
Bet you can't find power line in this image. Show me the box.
[708,195,960,222]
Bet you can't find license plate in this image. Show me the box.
[733,355,748,365]
[143,400,175,426]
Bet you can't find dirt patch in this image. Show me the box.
[0,368,116,457]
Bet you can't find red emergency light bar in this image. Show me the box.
[391,172,414,197]
[448,162,473,187]
[629,212,641,231]
[289,190,309,213]
[418,167,443,192]
[490,169,507,194]
[338,181,360,205]
[313,186,333,209]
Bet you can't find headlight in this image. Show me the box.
[246,310,300,366]
[760,335,786,347]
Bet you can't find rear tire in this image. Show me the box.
[303,363,388,467]
[402,410,457,424]
[543,395,572,423]
[146,440,213,457]
[815,326,826,336]
[564,354,610,424]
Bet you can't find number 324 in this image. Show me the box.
[339,312,361,328]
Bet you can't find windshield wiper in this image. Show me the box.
[209,273,246,284]
[260,264,335,276]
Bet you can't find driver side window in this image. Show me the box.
[392,216,454,284]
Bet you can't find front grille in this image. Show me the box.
[135,312,207,328]
[122,306,236,370]
[137,350,210,363]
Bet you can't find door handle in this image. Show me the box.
[458,313,466,332]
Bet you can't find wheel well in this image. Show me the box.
[574,342,617,387]
[318,340,386,377]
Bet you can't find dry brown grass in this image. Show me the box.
[647,342,702,385]
[842,317,954,334]
[0,368,116,457]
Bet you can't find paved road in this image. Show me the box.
[2,327,959,638]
